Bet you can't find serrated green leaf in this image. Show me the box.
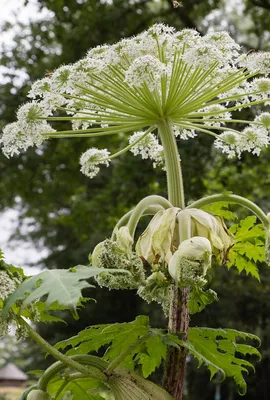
[188,287,218,314]
[168,327,261,395]
[55,316,166,378]
[202,202,237,221]
[3,265,124,319]
[228,217,265,280]
[135,335,167,378]
[55,316,149,355]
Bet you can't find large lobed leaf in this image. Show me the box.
[55,315,260,391]
[228,216,265,280]
[3,265,125,319]
[187,287,218,315]
[55,315,167,378]
[202,201,237,221]
[168,327,261,395]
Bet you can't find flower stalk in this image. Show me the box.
[158,119,189,400]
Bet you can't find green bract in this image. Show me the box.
[136,207,234,266]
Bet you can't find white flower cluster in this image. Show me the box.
[215,118,270,158]
[129,132,164,168]
[239,52,270,76]
[0,270,17,338]
[124,55,167,92]
[0,103,55,157]
[202,105,232,128]
[79,148,110,178]
[0,270,16,301]
[1,23,270,172]
[172,126,197,140]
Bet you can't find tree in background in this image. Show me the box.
[0,1,270,399]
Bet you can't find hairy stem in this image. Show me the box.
[158,119,189,400]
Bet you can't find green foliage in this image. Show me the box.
[169,327,261,395]
[228,216,265,280]
[54,315,260,394]
[3,266,126,319]
[55,315,167,378]
[187,287,218,314]
[202,201,237,221]
[0,1,269,398]
[45,377,107,400]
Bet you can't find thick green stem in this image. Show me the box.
[18,316,107,386]
[158,119,189,400]
[187,194,270,229]
[158,119,185,208]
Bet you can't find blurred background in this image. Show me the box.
[0,0,270,399]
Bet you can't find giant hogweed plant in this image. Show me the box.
[0,24,270,400]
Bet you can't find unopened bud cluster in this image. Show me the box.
[90,208,234,314]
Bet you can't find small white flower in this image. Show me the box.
[214,126,269,158]
[28,77,52,99]
[204,31,241,60]
[175,28,200,48]
[124,55,167,92]
[79,148,110,178]
[182,40,224,69]
[0,271,16,300]
[254,112,270,130]
[249,78,270,101]
[214,131,242,158]
[0,103,55,157]
[129,131,164,169]
[201,105,232,127]
[51,65,74,92]
[238,126,269,155]
[239,52,270,75]
[173,126,197,140]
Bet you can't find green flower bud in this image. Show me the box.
[137,271,171,316]
[91,240,106,267]
[27,390,50,400]
[168,237,212,287]
[92,237,145,290]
